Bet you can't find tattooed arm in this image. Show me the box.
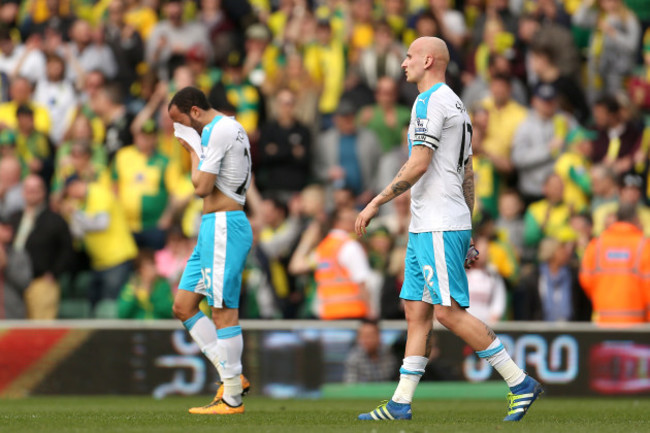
[462,157,475,215]
[462,158,481,269]
[355,145,433,236]
[379,145,434,202]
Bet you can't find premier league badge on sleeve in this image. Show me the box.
[414,118,429,135]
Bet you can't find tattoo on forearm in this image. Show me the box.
[392,181,412,196]
[462,163,475,215]
[380,166,409,198]
[484,323,496,341]
[424,329,434,358]
[380,179,412,199]
[379,147,431,200]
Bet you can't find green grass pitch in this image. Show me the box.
[1,396,648,433]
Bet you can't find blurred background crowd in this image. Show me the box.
[0,0,648,324]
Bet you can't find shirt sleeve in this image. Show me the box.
[411,97,445,150]
[338,240,371,283]
[198,123,231,175]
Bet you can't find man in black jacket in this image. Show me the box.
[9,175,73,319]
[256,88,312,200]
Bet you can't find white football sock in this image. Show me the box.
[476,338,525,388]
[216,325,244,406]
[183,312,220,369]
[392,356,428,404]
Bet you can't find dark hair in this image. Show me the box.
[46,53,65,64]
[416,10,439,26]
[99,81,124,105]
[529,42,554,62]
[16,104,34,116]
[360,318,379,328]
[500,188,521,198]
[416,11,441,37]
[616,203,638,223]
[487,53,508,69]
[594,94,620,114]
[571,212,593,225]
[264,195,288,217]
[490,73,512,85]
[168,86,211,114]
[134,248,156,271]
[328,201,355,228]
[375,19,392,33]
[166,224,186,241]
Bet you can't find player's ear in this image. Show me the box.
[423,54,432,70]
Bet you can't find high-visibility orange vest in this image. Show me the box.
[314,231,368,320]
[579,222,650,325]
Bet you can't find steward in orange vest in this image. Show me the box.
[579,204,650,325]
[314,229,370,320]
[288,208,371,319]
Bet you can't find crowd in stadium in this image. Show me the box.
[0,0,648,323]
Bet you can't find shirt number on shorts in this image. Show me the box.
[201,268,212,289]
[423,265,434,287]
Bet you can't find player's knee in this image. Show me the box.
[172,302,194,322]
[211,307,239,329]
[434,306,456,329]
[405,312,431,330]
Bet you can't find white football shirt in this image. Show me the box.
[407,83,473,232]
[199,115,252,205]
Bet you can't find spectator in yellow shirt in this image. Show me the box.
[304,19,345,130]
[592,174,650,236]
[481,74,528,174]
[523,173,572,251]
[124,0,158,40]
[0,76,51,137]
[111,119,186,250]
[555,127,596,214]
[62,176,137,310]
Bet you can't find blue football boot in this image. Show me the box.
[503,376,544,421]
[358,400,412,421]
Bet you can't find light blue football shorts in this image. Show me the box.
[179,210,252,308]
[400,230,471,307]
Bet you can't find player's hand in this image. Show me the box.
[464,242,479,269]
[355,202,379,237]
[177,137,192,154]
